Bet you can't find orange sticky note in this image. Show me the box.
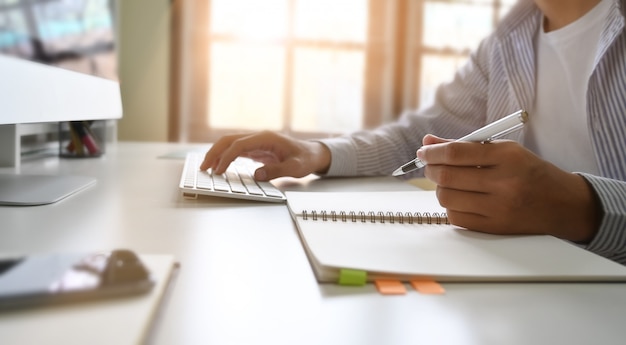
[374,280,406,295]
[410,280,445,295]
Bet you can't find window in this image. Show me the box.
[208,0,369,135]
[405,0,517,109]
[0,0,116,80]
[171,0,516,142]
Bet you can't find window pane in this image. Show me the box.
[209,42,285,130]
[499,4,515,20]
[210,0,288,40]
[292,48,364,132]
[294,0,367,42]
[33,1,113,53]
[0,9,28,53]
[423,2,493,51]
[419,54,468,107]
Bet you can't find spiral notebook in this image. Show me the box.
[286,190,626,283]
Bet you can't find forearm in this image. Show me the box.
[317,119,426,177]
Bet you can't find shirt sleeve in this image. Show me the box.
[317,38,494,178]
[578,173,626,265]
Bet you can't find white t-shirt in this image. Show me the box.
[525,0,612,175]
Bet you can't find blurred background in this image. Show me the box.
[118,0,516,142]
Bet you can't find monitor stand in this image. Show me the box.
[0,125,96,206]
[0,174,96,206]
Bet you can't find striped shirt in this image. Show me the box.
[319,0,626,264]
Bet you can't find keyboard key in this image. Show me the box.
[212,174,231,192]
[183,175,195,188]
[179,153,286,202]
[257,182,284,198]
[246,185,265,196]
[239,175,264,195]
[196,171,213,190]
[183,164,196,188]
[235,166,254,179]
[225,171,247,194]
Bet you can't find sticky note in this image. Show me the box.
[338,269,367,286]
[410,280,445,295]
[374,280,406,295]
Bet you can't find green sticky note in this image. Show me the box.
[338,269,367,286]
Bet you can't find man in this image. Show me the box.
[201,0,626,264]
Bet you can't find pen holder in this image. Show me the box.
[59,121,106,158]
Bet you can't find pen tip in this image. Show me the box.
[391,168,403,177]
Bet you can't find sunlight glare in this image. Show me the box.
[209,42,285,130]
[211,0,288,41]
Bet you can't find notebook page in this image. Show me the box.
[297,220,626,281]
[286,191,626,282]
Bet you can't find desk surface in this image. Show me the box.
[1,142,626,345]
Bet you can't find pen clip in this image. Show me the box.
[483,122,525,143]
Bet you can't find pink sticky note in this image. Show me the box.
[375,280,407,295]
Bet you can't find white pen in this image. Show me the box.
[392,110,529,176]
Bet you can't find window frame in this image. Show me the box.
[169,0,512,143]
[170,0,398,142]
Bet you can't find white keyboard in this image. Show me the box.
[179,153,287,203]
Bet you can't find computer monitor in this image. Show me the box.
[0,0,121,205]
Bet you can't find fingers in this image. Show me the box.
[424,164,493,193]
[418,140,518,167]
[199,131,325,180]
[254,143,326,180]
[200,134,244,171]
[445,210,493,234]
[434,186,497,232]
[421,134,451,146]
[254,159,301,181]
[436,186,489,216]
[436,186,517,235]
[201,132,276,174]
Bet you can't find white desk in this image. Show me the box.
[1,142,626,345]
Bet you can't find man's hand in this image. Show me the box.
[418,134,601,242]
[200,131,331,181]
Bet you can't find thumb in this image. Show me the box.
[256,158,310,181]
[254,163,291,181]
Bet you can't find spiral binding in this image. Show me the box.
[301,210,449,225]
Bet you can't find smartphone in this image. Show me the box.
[0,249,154,309]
